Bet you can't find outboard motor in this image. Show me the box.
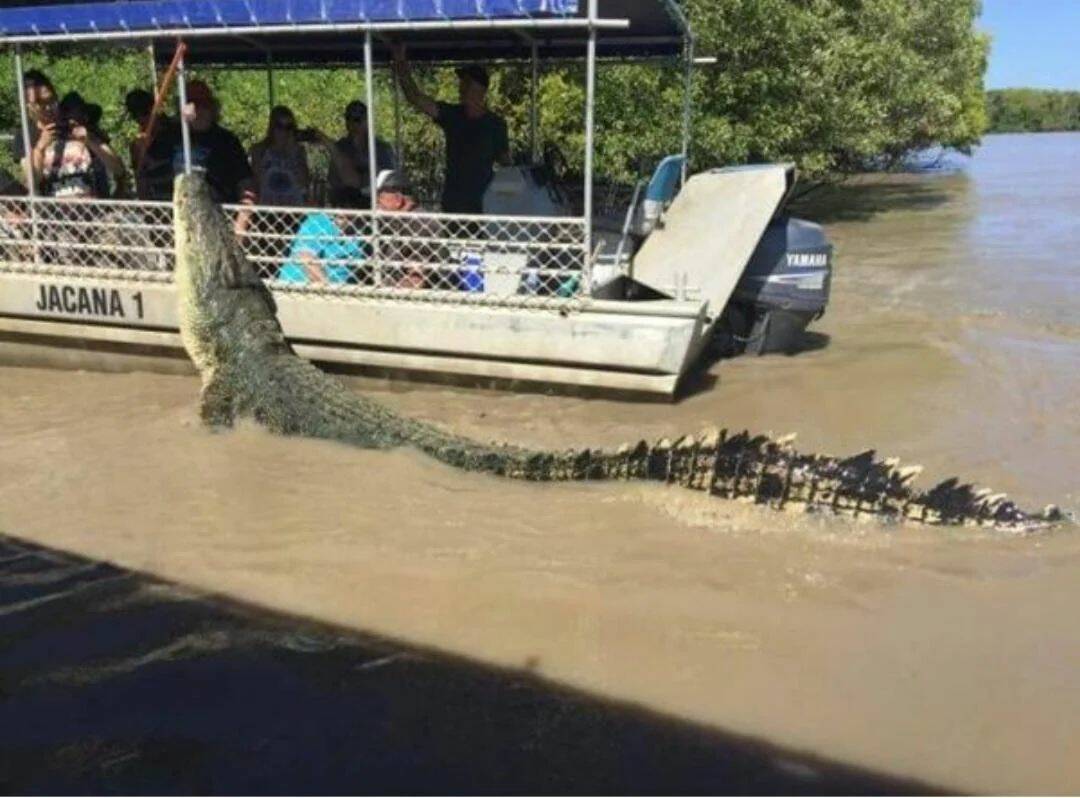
[717,216,832,355]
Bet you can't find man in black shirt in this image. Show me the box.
[126,88,179,201]
[392,45,510,214]
[148,80,255,205]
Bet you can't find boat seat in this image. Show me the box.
[610,154,686,266]
[639,154,685,231]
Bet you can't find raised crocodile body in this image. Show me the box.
[173,174,1063,530]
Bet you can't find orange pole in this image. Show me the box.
[135,40,187,171]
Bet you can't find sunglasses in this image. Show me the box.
[346,115,366,123]
[275,121,297,130]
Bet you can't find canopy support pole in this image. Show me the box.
[176,49,193,175]
[147,41,158,91]
[583,1,597,287]
[13,46,35,200]
[13,45,40,265]
[265,50,275,107]
[530,40,539,163]
[364,31,381,284]
[680,35,693,185]
[393,67,403,168]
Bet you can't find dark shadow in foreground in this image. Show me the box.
[0,533,948,796]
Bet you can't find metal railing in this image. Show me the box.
[0,196,591,308]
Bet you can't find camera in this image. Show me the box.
[296,127,319,144]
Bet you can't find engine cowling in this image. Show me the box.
[719,216,833,355]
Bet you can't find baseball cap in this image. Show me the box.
[185,79,214,105]
[376,169,409,193]
[455,64,490,90]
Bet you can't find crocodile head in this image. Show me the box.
[174,172,284,378]
[174,172,228,302]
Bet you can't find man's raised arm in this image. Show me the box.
[391,44,439,120]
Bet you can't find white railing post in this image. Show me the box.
[13,45,41,265]
[265,50,275,107]
[147,41,158,91]
[176,47,193,174]
[393,65,403,169]
[530,39,540,163]
[680,35,694,186]
[583,0,597,293]
[364,31,380,284]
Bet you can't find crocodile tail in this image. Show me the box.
[410,422,1062,529]
[538,427,1060,529]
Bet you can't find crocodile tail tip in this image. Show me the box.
[1043,504,1063,521]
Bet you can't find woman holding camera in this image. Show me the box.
[14,71,126,199]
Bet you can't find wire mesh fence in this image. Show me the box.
[0,197,174,282]
[0,197,590,307]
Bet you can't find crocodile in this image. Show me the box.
[173,173,1064,531]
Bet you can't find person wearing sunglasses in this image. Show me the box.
[249,105,310,208]
[325,100,397,209]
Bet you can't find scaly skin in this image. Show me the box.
[173,174,1065,530]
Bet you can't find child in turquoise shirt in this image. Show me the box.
[278,211,364,284]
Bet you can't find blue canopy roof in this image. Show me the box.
[0,0,688,62]
[0,0,579,38]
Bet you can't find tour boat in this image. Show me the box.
[0,0,832,396]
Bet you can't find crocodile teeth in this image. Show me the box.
[896,465,923,483]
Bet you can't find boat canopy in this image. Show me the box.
[0,0,690,62]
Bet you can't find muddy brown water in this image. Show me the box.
[1,132,1078,793]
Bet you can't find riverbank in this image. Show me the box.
[986,88,1080,134]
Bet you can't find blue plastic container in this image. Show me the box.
[459,250,485,292]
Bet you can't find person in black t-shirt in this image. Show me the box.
[392,45,510,214]
[147,79,255,206]
[126,88,179,201]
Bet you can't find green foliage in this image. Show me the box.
[686,0,988,177]
[986,89,1080,133]
[0,0,990,191]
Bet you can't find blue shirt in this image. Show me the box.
[278,212,364,285]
